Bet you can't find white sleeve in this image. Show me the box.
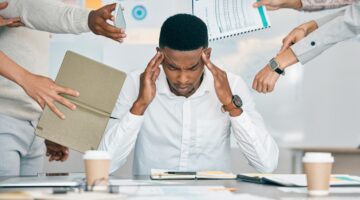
[98,73,144,173]
[229,76,279,173]
[0,0,90,34]
[291,1,360,64]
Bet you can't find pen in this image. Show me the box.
[166,171,196,175]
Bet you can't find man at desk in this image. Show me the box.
[99,14,279,174]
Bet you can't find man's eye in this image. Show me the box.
[167,65,177,71]
[190,65,199,71]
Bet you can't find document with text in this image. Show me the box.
[193,0,271,41]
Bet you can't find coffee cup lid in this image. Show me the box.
[83,150,111,160]
[302,152,334,163]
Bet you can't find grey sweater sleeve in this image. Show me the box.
[291,1,360,64]
[0,0,90,34]
[301,0,353,11]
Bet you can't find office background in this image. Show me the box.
[45,0,360,175]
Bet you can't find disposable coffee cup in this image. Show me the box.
[302,152,334,196]
[83,150,111,189]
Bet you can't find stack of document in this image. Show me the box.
[150,169,237,180]
[237,174,360,187]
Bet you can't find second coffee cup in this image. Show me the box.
[302,152,334,196]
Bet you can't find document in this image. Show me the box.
[238,174,360,187]
[36,51,126,153]
[192,0,270,41]
[150,169,237,180]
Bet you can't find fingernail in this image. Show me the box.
[76,91,80,96]
[72,105,76,110]
[61,115,66,120]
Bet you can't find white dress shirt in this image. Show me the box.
[99,67,279,175]
[291,1,360,64]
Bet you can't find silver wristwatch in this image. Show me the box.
[269,58,285,76]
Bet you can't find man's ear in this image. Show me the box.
[204,48,212,59]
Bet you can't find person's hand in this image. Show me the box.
[253,49,298,93]
[130,51,164,115]
[253,0,302,10]
[45,140,69,162]
[0,1,23,27]
[279,20,318,53]
[20,72,79,120]
[201,52,233,107]
[88,3,126,42]
[252,64,280,93]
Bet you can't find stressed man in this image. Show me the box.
[99,14,279,174]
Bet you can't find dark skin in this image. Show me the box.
[88,3,126,42]
[130,46,242,117]
[45,140,69,162]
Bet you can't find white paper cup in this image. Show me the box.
[302,152,334,196]
[83,150,111,189]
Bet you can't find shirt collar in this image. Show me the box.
[157,66,213,98]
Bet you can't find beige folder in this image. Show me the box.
[36,51,126,153]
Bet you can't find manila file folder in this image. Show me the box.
[36,51,126,153]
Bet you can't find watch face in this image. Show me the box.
[269,58,279,70]
[232,95,243,108]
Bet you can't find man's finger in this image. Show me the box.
[55,95,76,111]
[201,52,217,74]
[101,3,116,19]
[146,52,162,72]
[56,85,79,97]
[252,77,258,91]
[47,101,65,120]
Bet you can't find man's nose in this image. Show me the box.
[177,71,189,84]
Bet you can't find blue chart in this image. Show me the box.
[132,5,147,20]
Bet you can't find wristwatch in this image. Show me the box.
[269,58,285,76]
[222,95,243,113]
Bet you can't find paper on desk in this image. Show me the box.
[110,179,183,186]
[278,187,360,194]
[118,185,233,197]
[126,193,275,200]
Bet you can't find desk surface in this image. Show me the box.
[1,175,360,199]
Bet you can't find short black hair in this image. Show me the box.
[159,14,208,51]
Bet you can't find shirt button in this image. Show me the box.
[311,41,316,46]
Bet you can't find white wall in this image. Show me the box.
[44,1,360,175]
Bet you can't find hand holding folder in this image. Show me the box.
[36,51,126,153]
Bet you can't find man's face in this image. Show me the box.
[160,47,211,97]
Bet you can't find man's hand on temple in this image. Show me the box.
[131,51,164,116]
[201,52,233,107]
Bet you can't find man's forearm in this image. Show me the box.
[0,51,30,87]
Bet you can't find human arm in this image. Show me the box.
[253,0,352,11]
[0,51,79,119]
[98,52,164,173]
[0,0,125,41]
[252,2,360,93]
[202,53,279,172]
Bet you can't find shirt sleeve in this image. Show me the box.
[98,73,144,173]
[0,0,90,34]
[291,1,360,64]
[300,0,353,11]
[229,76,279,173]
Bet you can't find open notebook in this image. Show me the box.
[238,174,360,187]
[150,169,237,180]
[193,0,270,41]
[36,51,126,153]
